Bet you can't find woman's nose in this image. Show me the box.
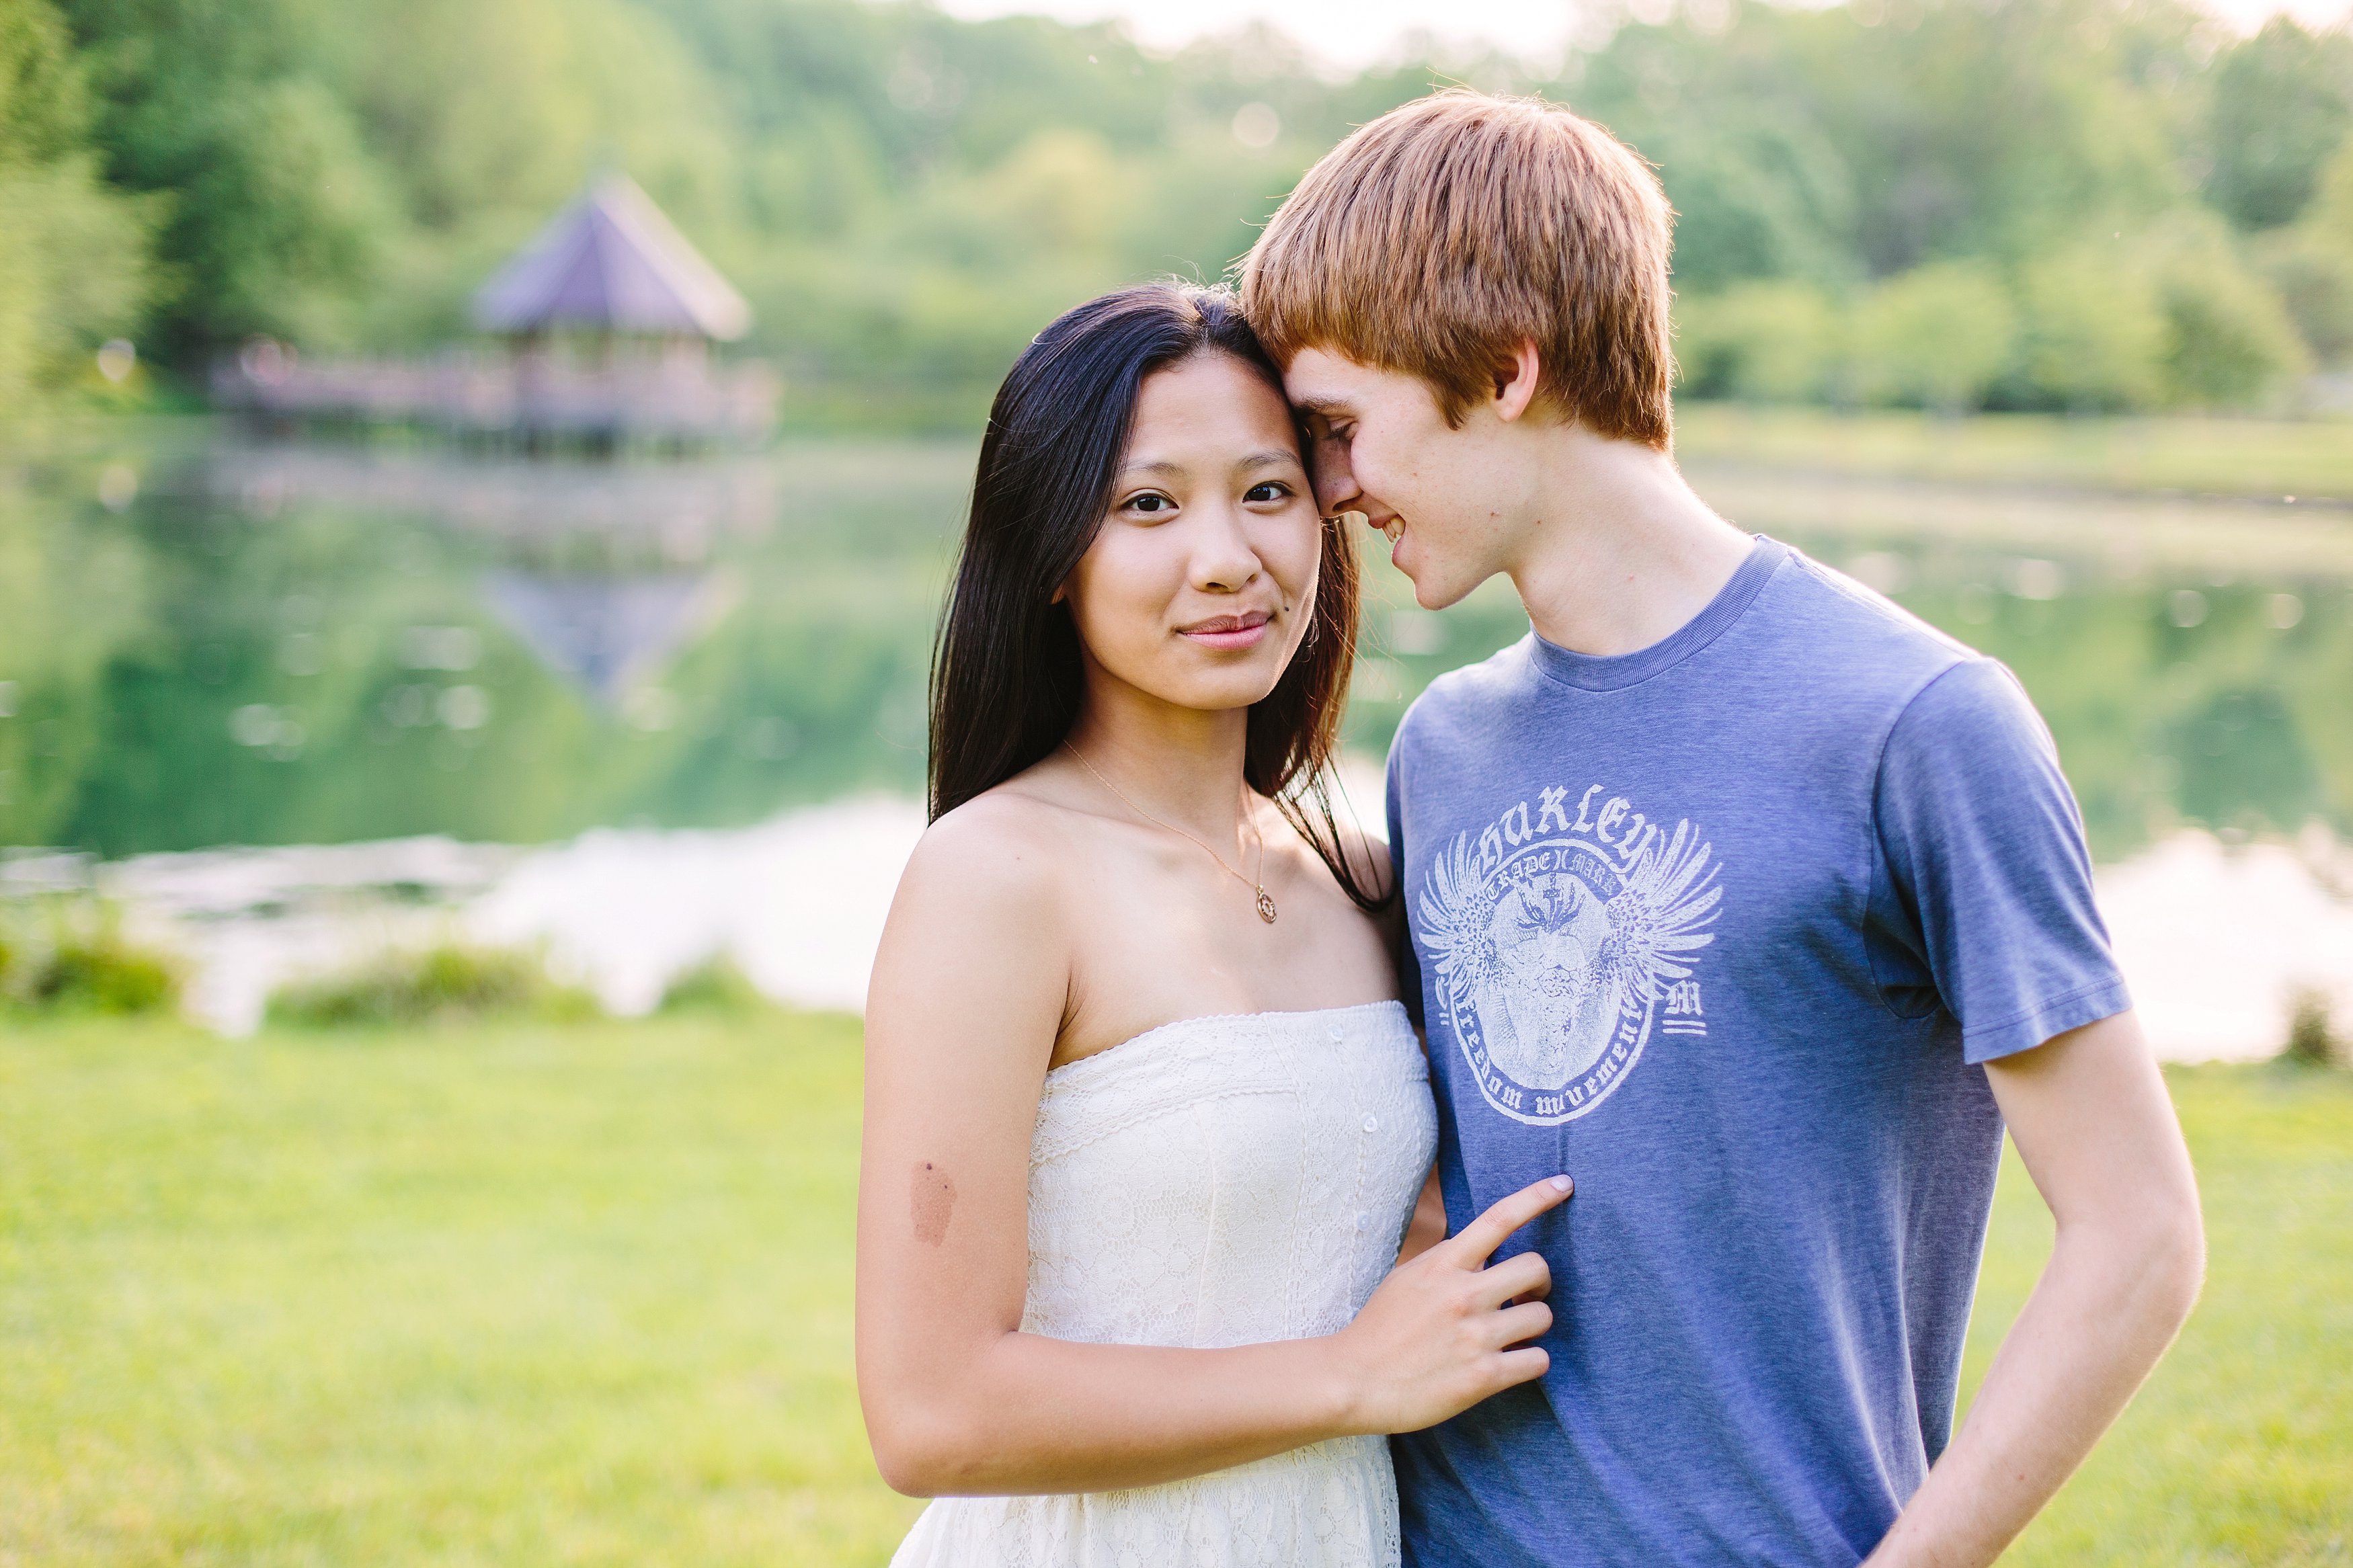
[1191,505,1261,592]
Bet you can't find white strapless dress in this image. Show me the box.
[889,1000,1438,1568]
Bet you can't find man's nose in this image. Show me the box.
[1311,435,1361,517]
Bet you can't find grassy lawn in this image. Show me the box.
[1966,1063,2353,1566]
[2,1016,2347,1567]
[0,1014,922,1567]
[1675,404,2353,502]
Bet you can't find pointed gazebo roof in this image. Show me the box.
[472,173,752,341]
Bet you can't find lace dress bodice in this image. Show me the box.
[889,1001,1438,1568]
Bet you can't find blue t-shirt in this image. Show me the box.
[1386,538,2128,1568]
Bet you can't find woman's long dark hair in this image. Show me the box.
[928,282,1386,910]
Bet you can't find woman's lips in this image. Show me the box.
[1180,610,1273,651]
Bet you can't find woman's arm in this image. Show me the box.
[856,804,1567,1498]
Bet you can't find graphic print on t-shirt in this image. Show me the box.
[1417,784,1721,1125]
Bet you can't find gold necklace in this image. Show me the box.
[1064,742,1277,923]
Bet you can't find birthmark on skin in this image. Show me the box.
[911,1161,957,1247]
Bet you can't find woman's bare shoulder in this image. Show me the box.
[898,778,1091,917]
[871,782,1092,1047]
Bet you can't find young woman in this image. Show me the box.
[857,284,1571,1567]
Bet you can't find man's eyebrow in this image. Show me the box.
[1290,396,1354,417]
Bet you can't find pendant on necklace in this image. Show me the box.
[1255,888,1279,924]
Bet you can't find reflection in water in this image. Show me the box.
[202,440,783,550]
[1347,477,2353,864]
[4,431,2345,860]
[1,431,2348,1054]
[0,434,963,853]
[481,569,736,708]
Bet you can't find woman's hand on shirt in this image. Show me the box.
[1334,1175,1572,1435]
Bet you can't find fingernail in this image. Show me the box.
[1550,1175,1573,1194]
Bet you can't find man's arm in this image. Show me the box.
[1864,1009,2204,1568]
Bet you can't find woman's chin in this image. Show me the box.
[1128,665,1287,715]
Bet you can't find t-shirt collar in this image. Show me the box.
[1528,535,1786,693]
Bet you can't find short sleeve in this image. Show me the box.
[1386,735,1426,1030]
[1870,658,2130,1065]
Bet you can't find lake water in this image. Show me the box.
[3,426,2348,1054]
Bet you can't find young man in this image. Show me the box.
[1241,91,2205,1568]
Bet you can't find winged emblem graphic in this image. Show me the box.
[1419,817,1722,1096]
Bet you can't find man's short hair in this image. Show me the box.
[1240,89,1675,449]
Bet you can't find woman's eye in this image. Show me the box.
[1125,493,1176,515]
[1244,481,1291,503]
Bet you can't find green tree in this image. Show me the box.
[2254,227,2353,367]
[2016,241,2168,409]
[1565,13,1857,293]
[2146,217,2311,405]
[1675,280,1845,403]
[26,0,2353,420]
[1854,261,2019,412]
[2203,18,2353,231]
[334,0,746,347]
[62,0,394,355]
[1585,0,2195,278]
[0,0,149,415]
[2312,133,2353,242]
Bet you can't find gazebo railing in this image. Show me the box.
[212,340,779,448]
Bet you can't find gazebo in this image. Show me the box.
[469,173,771,448]
[473,172,753,343]
[212,173,775,449]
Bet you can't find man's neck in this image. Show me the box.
[1504,426,1756,658]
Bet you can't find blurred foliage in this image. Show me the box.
[0,0,152,419]
[32,927,176,1011]
[1,0,2340,425]
[2149,212,2314,404]
[2284,987,2344,1065]
[2203,17,2353,231]
[266,940,600,1027]
[656,952,777,1016]
[1854,261,2020,413]
[1671,402,2353,493]
[0,896,182,1014]
[1680,212,2323,412]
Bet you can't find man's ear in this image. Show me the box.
[1492,340,1542,423]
